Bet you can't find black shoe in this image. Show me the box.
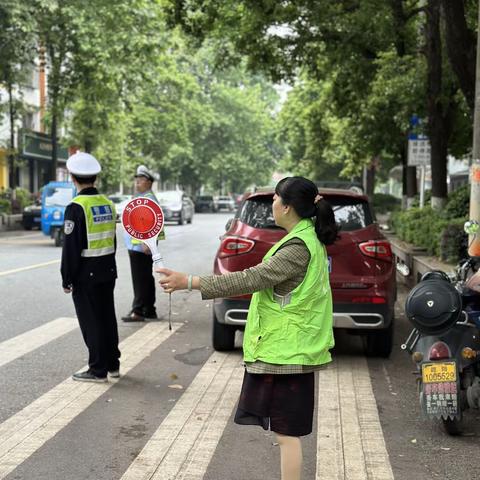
[108,370,120,379]
[143,310,158,320]
[121,312,145,322]
[72,370,107,383]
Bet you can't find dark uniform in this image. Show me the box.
[123,189,160,320]
[61,187,121,378]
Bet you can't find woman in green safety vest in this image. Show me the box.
[157,176,338,480]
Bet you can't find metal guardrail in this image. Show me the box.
[0,214,22,232]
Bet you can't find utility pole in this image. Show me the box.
[468,0,480,256]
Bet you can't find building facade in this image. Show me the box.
[0,62,68,194]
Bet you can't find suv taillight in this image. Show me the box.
[219,236,255,258]
[358,240,392,261]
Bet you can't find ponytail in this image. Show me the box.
[314,199,339,246]
[275,176,339,246]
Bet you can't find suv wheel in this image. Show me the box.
[212,310,235,351]
[364,316,394,358]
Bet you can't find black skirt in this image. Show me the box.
[234,370,315,437]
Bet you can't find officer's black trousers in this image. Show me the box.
[128,250,156,317]
[72,280,121,377]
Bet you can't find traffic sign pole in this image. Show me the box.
[468,2,480,256]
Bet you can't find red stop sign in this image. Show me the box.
[122,197,164,240]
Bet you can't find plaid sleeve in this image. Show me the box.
[199,238,310,300]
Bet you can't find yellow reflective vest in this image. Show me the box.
[243,218,334,365]
[72,194,116,257]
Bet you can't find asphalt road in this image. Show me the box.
[0,213,479,480]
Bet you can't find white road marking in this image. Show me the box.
[0,238,52,246]
[0,317,77,369]
[0,259,60,277]
[316,356,394,480]
[0,321,180,479]
[121,351,244,480]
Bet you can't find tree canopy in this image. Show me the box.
[2,0,478,202]
[166,0,478,205]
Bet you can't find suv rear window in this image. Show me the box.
[239,195,373,231]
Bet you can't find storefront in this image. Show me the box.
[0,150,7,191]
[18,130,69,193]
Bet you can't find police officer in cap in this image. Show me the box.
[61,152,121,382]
[122,165,162,322]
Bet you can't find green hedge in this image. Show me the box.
[390,190,469,263]
[0,187,33,214]
[372,193,401,214]
[0,199,11,215]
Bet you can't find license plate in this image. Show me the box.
[422,362,456,383]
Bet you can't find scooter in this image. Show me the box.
[402,221,480,435]
[41,181,76,246]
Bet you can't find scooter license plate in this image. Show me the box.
[422,362,456,383]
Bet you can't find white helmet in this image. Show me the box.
[66,152,101,177]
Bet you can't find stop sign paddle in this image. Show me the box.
[122,197,165,268]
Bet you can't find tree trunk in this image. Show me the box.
[389,0,409,208]
[426,0,450,209]
[51,109,58,181]
[7,82,16,191]
[84,139,93,153]
[363,161,376,199]
[406,166,417,209]
[440,0,476,113]
[389,0,407,57]
[48,45,61,182]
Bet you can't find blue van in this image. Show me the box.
[41,181,76,246]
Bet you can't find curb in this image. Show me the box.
[0,214,23,232]
[385,232,455,288]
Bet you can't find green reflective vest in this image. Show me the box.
[243,218,334,365]
[72,194,116,257]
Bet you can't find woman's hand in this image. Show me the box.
[156,268,188,293]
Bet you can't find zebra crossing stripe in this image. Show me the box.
[0,317,77,369]
[316,356,394,480]
[0,322,180,479]
[121,351,244,480]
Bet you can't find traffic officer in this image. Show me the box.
[122,165,163,322]
[61,152,121,383]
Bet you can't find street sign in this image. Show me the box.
[408,138,431,166]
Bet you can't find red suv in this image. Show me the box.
[211,188,396,357]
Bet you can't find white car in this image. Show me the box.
[156,190,194,225]
[214,195,235,212]
[109,194,132,222]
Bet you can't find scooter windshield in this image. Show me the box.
[45,187,73,207]
[466,270,480,293]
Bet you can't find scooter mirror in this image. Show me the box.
[464,220,480,235]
